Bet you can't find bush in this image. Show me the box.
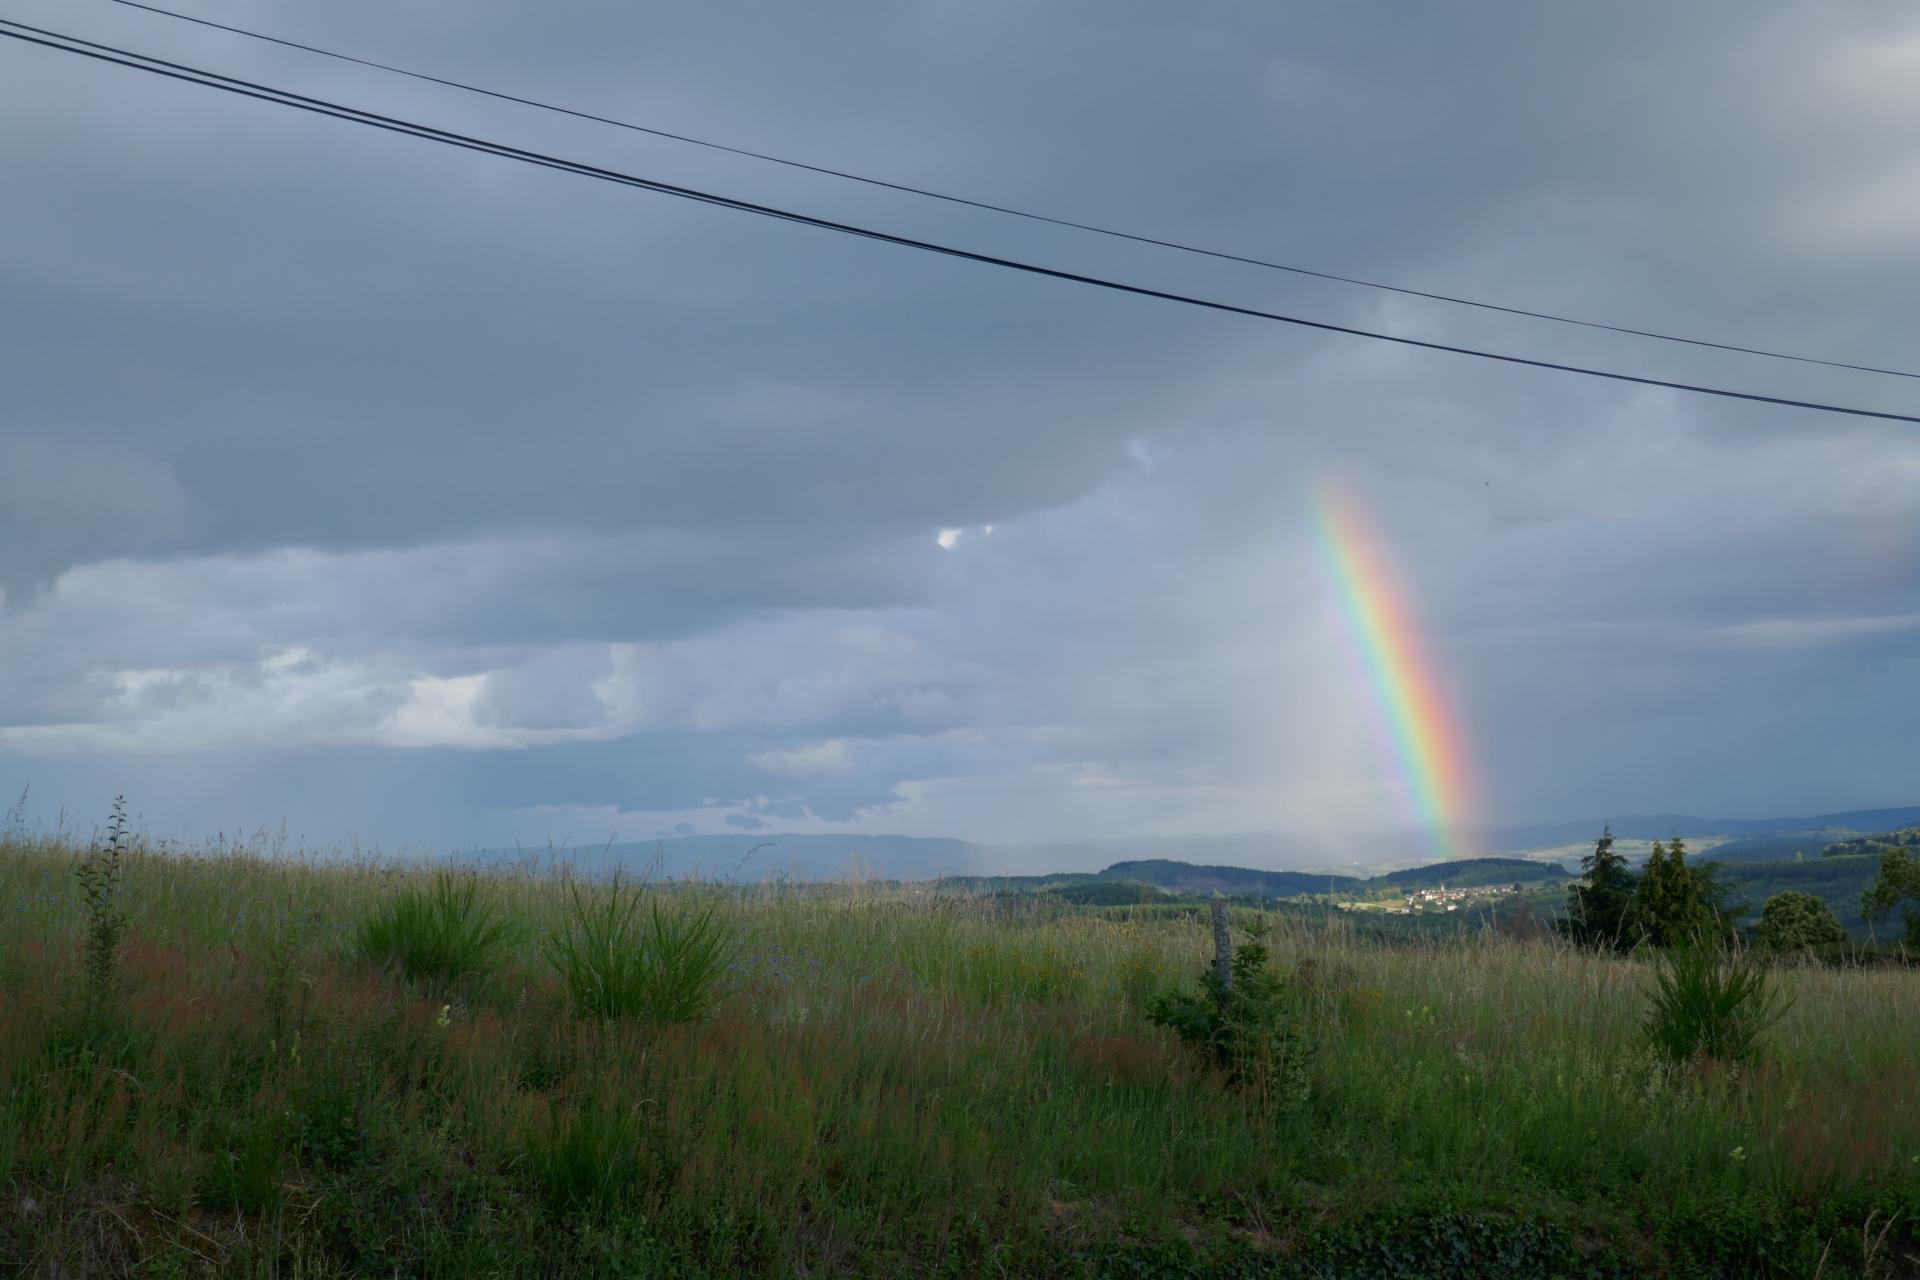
[1644,944,1791,1066]
[1146,940,1311,1102]
[1755,891,1847,953]
[545,876,735,1023]
[354,870,519,990]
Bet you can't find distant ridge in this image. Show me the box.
[1477,806,1920,851]
[1099,860,1361,897]
[470,804,1920,884]
[1098,856,1568,897]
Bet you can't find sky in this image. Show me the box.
[2,0,1918,866]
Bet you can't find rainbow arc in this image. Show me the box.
[1313,484,1478,858]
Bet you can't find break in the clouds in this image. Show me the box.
[2,0,1918,862]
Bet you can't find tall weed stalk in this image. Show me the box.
[73,795,132,1038]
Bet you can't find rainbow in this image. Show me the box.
[1311,483,1477,858]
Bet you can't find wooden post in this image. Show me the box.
[1210,898,1233,994]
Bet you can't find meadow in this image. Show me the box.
[3,822,1918,1278]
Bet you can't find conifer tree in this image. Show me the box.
[1628,837,1715,947]
[1559,825,1636,950]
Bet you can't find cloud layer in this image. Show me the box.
[3,0,1917,861]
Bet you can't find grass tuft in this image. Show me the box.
[1644,942,1792,1066]
[353,869,519,990]
[545,875,735,1023]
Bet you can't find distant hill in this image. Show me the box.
[1371,857,1571,889]
[1822,828,1920,859]
[466,804,1920,890]
[1711,855,1883,934]
[1481,807,1920,852]
[472,833,988,882]
[1098,859,1362,897]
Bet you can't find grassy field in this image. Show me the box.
[3,827,1919,1278]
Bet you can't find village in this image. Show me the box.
[1387,882,1526,914]
[1327,881,1531,915]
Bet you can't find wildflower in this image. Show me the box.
[436,1003,452,1028]
[1729,1146,1747,1162]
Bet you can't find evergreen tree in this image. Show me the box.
[1558,826,1636,950]
[1628,837,1715,948]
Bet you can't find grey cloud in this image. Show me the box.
[3,0,1918,853]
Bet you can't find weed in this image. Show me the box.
[545,876,735,1023]
[72,795,132,1038]
[3,783,27,841]
[353,869,519,991]
[1644,943,1792,1066]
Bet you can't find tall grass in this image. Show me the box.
[545,874,736,1022]
[353,868,519,990]
[2,831,1918,1276]
[1644,942,1792,1066]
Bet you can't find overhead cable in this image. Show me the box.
[3,18,1918,428]
[90,0,1920,382]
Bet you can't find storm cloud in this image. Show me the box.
[3,0,1917,862]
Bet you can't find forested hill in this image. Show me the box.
[1370,857,1571,889]
[1097,860,1360,896]
[1095,856,1569,897]
[1822,828,1920,858]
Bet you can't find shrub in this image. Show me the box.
[1643,943,1791,1066]
[545,876,735,1023]
[354,870,519,990]
[1145,940,1311,1102]
[1755,891,1847,953]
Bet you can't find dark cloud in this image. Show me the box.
[3,0,1917,858]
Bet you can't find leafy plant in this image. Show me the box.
[1755,890,1847,954]
[1644,943,1791,1066]
[73,795,133,1033]
[354,870,519,990]
[1146,939,1311,1102]
[1862,846,1920,947]
[545,875,736,1023]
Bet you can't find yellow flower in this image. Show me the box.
[436,1004,452,1028]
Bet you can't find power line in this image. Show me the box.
[4,17,1919,429]
[91,0,1920,383]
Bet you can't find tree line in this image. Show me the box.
[1558,826,1920,954]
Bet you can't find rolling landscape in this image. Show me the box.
[5,798,1920,1275]
[6,0,1920,1275]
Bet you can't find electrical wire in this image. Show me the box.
[3,16,1918,428]
[91,0,1920,382]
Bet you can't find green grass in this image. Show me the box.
[545,873,736,1023]
[2,829,1919,1277]
[352,868,521,991]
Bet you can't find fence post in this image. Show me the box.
[1211,898,1233,994]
